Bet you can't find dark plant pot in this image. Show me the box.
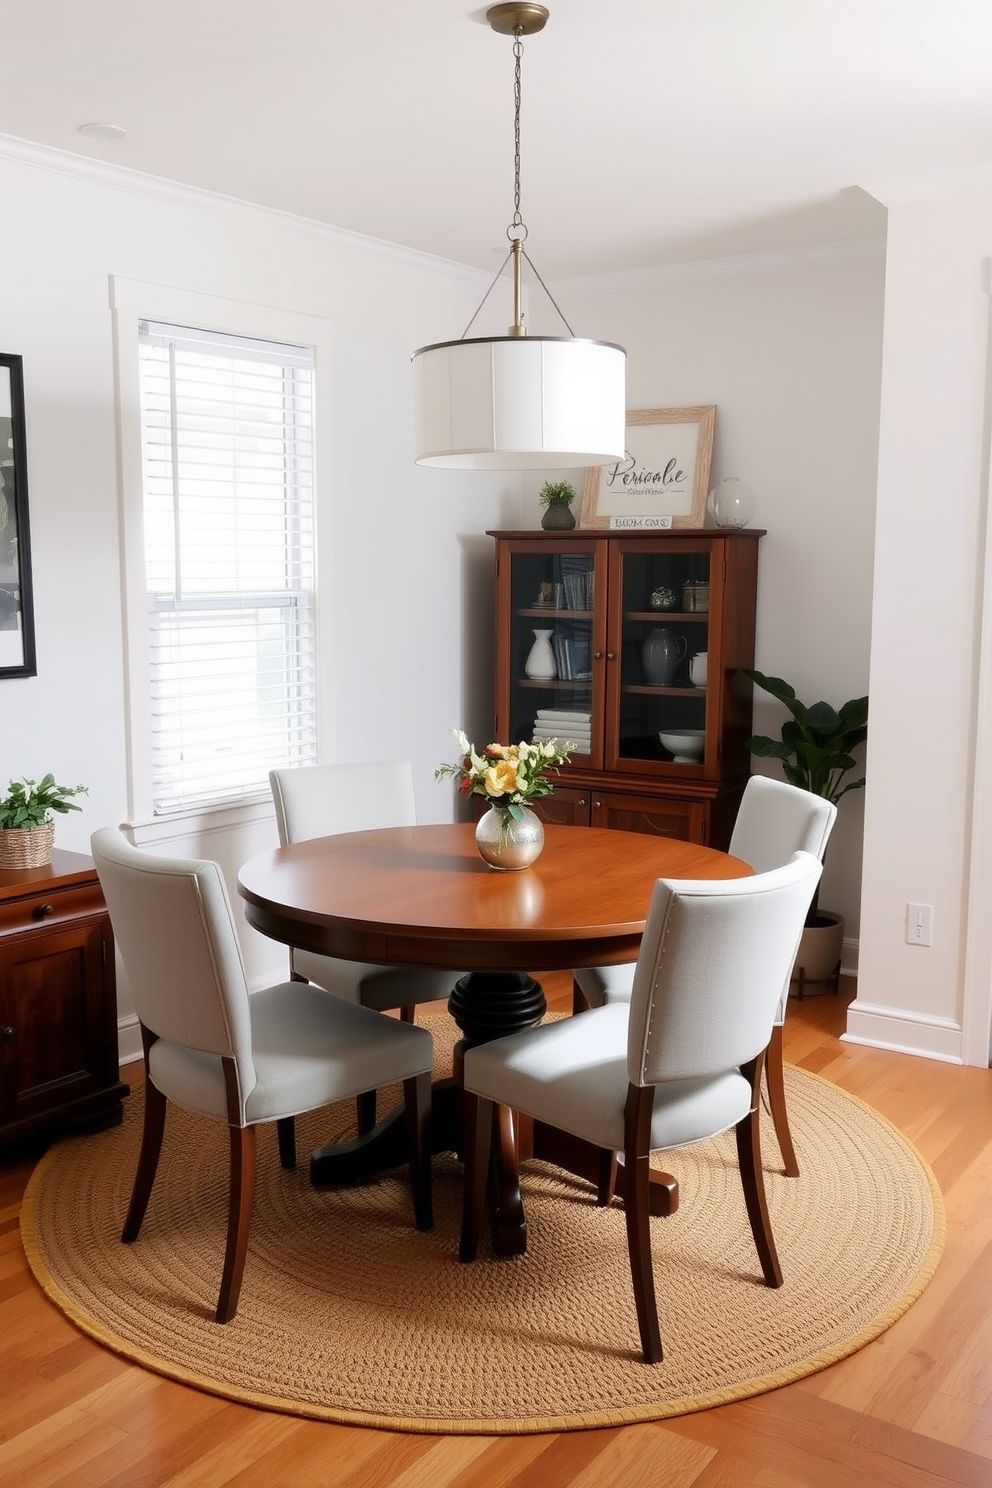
[790,910,844,997]
[541,503,576,530]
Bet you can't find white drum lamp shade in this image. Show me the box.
[413,335,627,470]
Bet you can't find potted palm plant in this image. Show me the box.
[744,669,868,990]
[0,774,88,869]
[538,479,577,530]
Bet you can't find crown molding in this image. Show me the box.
[862,163,992,209]
[0,131,488,286]
[556,236,887,298]
[0,131,890,296]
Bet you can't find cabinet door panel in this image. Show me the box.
[531,787,592,828]
[0,919,109,1123]
[609,539,714,778]
[590,791,707,844]
[494,538,605,768]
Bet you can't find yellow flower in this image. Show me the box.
[484,759,518,797]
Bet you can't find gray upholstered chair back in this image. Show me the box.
[627,852,822,1088]
[91,827,255,1079]
[729,775,837,872]
[269,759,417,845]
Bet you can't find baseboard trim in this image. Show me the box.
[117,1013,143,1069]
[842,998,963,1063]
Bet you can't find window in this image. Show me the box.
[137,321,316,814]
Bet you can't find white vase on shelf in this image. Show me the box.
[524,629,557,680]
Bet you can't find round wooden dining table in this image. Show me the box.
[238,822,750,1253]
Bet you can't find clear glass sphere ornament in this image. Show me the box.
[707,477,756,528]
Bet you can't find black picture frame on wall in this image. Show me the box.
[0,353,36,679]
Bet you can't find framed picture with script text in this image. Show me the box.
[580,405,716,530]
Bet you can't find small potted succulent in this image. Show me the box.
[0,774,88,870]
[538,479,577,530]
[744,669,868,990]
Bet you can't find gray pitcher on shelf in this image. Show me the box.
[641,628,687,686]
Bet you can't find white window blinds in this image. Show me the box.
[138,321,317,814]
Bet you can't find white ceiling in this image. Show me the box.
[1,1,991,281]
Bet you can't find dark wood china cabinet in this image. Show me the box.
[489,529,763,848]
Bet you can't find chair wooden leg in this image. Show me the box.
[571,977,591,1015]
[216,1124,257,1323]
[765,1023,799,1177]
[737,1055,783,1289]
[356,1090,377,1135]
[459,1091,493,1262]
[623,1084,663,1364]
[276,1115,297,1169]
[400,1005,416,1024]
[121,1076,167,1243]
[403,1070,433,1231]
[596,1148,618,1206]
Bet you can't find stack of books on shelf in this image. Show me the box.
[550,628,592,681]
[559,556,593,612]
[531,709,592,753]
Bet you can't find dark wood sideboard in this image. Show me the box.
[0,849,128,1146]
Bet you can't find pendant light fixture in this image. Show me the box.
[412,3,626,471]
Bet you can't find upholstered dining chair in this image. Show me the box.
[460,852,822,1364]
[572,775,837,1176]
[270,760,462,1131]
[91,826,434,1325]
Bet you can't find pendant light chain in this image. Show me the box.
[459,6,576,340]
[511,30,525,238]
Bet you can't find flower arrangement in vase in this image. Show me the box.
[435,729,573,869]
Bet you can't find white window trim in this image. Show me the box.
[111,276,335,830]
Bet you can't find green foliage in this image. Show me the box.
[537,479,576,507]
[744,670,868,805]
[0,774,88,829]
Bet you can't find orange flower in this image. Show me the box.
[484,759,518,797]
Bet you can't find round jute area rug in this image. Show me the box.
[21,1017,944,1435]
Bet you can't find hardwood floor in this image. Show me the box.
[2,974,990,1487]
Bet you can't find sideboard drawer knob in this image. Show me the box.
[32,903,54,920]
[0,1026,13,1042]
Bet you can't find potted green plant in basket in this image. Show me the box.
[0,774,88,870]
[538,479,577,531]
[744,669,868,990]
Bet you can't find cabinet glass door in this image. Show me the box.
[504,545,598,762]
[613,543,711,773]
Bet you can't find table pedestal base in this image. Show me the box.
[308,969,680,1253]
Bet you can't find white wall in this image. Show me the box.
[0,142,520,1048]
[521,245,886,944]
[13,140,984,1068]
[852,183,992,1064]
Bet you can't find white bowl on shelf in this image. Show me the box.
[659,729,705,762]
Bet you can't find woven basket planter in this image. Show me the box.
[0,820,56,870]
